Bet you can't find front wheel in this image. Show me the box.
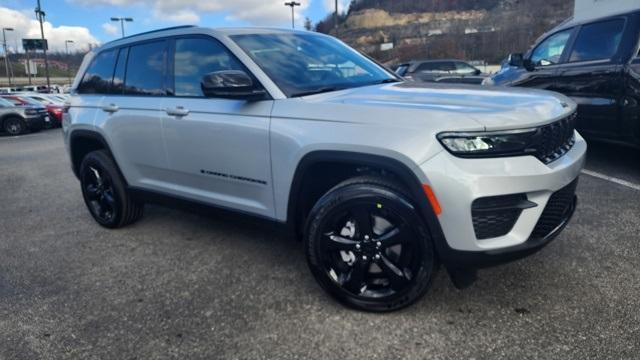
[305,176,437,312]
[3,117,26,135]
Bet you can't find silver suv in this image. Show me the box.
[0,97,45,135]
[64,26,586,311]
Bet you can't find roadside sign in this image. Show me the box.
[22,39,48,51]
[24,60,37,76]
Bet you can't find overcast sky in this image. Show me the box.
[0,0,351,52]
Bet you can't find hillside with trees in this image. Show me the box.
[316,0,574,64]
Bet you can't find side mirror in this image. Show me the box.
[474,69,482,75]
[508,53,524,67]
[201,70,266,100]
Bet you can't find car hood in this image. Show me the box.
[307,82,576,131]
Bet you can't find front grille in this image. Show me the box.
[472,194,534,240]
[533,112,577,164]
[531,179,578,239]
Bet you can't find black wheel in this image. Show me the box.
[3,117,26,135]
[305,176,437,312]
[79,150,144,228]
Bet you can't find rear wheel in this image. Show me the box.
[79,150,144,228]
[3,117,26,135]
[305,176,437,312]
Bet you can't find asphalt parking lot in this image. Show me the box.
[1,129,639,359]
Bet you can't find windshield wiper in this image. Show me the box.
[290,87,342,98]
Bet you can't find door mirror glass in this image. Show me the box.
[201,70,265,99]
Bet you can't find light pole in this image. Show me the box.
[35,0,51,90]
[284,2,301,29]
[110,17,133,38]
[2,27,13,87]
[334,0,339,37]
[65,40,74,85]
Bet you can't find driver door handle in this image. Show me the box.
[165,106,190,117]
[102,104,119,113]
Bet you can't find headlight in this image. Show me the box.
[437,129,538,158]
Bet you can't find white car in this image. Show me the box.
[64,26,586,311]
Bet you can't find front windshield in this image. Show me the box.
[231,33,397,97]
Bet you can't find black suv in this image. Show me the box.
[486,9,640,148]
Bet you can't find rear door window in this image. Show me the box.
[124,41,167,96]
[77,49,117,94]
[569,19,625,62]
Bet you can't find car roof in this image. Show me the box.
[537,8,640,44]
[99,26,315,52]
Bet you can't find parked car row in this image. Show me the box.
[0,92,68,134]
[0,84,69,94]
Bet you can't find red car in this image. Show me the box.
[0,95,58,128]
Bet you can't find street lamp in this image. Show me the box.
[2,27,13,87]
[284,2,301,29]
[35,0,51,90]
[110,17,133,38]
[65,40,74,85]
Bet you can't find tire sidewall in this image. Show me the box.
[305,184,436,312]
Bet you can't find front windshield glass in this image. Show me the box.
[231,33,397,97]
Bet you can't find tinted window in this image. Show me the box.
[78,50,117,94]
[124,41,166,96]
[416,62,455,73]
[454,62,478,75]
[569,19,625,62]
[111,47,128,94]
[173,37,246,97]
[531,29,572,66]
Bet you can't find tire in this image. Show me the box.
[3,117,27,135]
[305,175,437,312]
[79,150,144,228]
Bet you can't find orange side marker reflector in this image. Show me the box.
[422,184,442,216]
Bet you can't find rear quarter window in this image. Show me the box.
[77,50,118,94]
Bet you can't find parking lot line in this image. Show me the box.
[582,169,640,191]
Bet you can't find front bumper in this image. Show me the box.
[417,131,586,268]
[24,115,45,130]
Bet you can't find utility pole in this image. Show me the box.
[65,40,74,85]
[2,27,13,87]
[35,0,51,90]
[334,0,339,37]
[111,17,133,38]
[284,2,301,29]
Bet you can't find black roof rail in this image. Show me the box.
[103,25,197,46]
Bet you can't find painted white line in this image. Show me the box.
[581,169,640,191]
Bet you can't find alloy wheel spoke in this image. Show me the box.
[102,191,116,208]
[86,184,100,200]
[343,259,369,294]
[379,254,409,290]
[351,206,374,237]
[325,233,359,251]
[376,226,406,247]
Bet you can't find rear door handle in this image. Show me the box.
[102,104,119,113]
[165,106,190,117]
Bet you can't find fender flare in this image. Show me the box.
[286,150,449,261]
